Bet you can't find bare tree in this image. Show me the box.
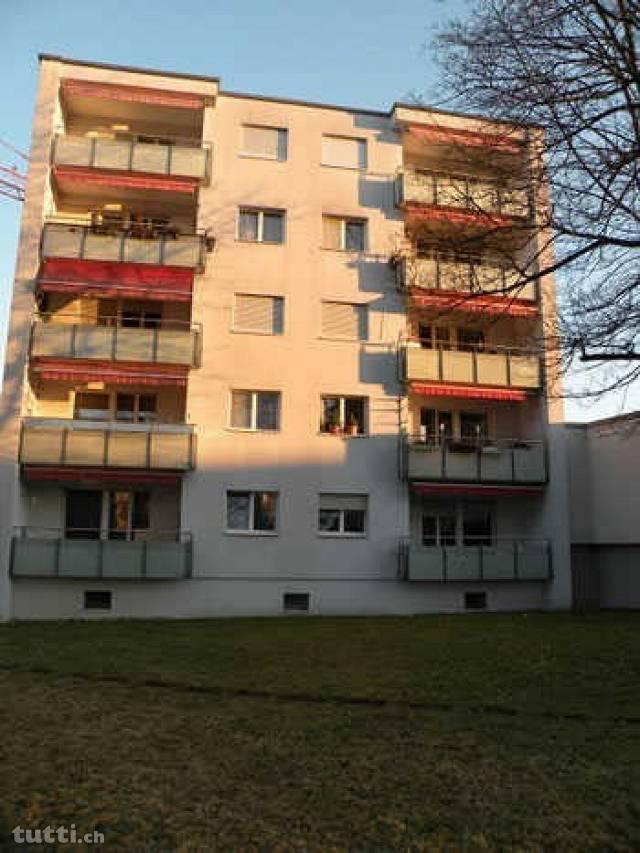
[427,0,640,397]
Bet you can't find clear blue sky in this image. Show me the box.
[1,0,637,420]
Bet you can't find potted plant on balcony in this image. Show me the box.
[322,412,342,435]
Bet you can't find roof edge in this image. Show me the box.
[38,53,220,85]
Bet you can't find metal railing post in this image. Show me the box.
[111,324,118,361]
[70,324,78,358]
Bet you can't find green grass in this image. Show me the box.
[0,613,639,850]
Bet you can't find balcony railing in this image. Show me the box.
[399,539,552,582]
[41,221,207,270]
[11,527,193,580]
[397,256,537,302]
[396,170,531,219]
[20,420,195,471]
[404,342,541,391]
[405,436,546,484]
[31,316,201,368]
[53,134,211,182]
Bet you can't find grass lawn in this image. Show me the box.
[0,612,638,850]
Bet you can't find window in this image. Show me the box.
[321,301,368,341]
[462,506,493,546]
[241,125,288,161]
[321,135,367,170]
[74,393,110,421]
[320,396,366,436]
[108,491,150,540]
[230,390,281,431]
[418,324,453,350]
[421,409,453,444]
[283,592,310,613]
[458,328,485,352]
[74,392,158,423]
[226,490,278,533]
[233,294,284,335]
[421,512,457,546]
[115,393,157,424]
[318,494,367,536]
[459,412,488,440]
[238,208,285,243]
[84,590,112,610]
[322,215,366,251]
[421,504,493,547]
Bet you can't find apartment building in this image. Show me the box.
[0,55,572,620]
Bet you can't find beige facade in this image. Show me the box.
[0,55,573,619]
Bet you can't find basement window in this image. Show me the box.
[283,592,310,613]
[464,591,487,611]
[84,590,112,610]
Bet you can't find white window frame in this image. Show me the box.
[240,125,288,161]
[225,489,279,536]
[229,390,281,432]
[322,215,367,252]
[237,208,286,244]
[319,395,368,437]
[317,495,368,539]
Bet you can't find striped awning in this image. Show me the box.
[38,259,194,302]
[410,382,528,402]
[22,466,182,486]
[62,78,207,111]
[31,358,188,388]
[404,203,514,229]
[408,288,538,318]
[52,166,198,195]
[406,124,521,155]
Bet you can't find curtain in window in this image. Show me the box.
[322,215,342,250]
[231,391,252,429]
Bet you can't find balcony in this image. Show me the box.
[11,527,193,580]
[397,256,537,315]
[52,133,211,183]
[20,420,195,473]
[406,436,546,485]
[396,170,530,225]
[399,540,552,582]
[31,314,200,367]
[404,342,541,399]
[42,221,207,270]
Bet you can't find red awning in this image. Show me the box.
[62,78,206,111]
[31,358,188,388]
[410,382,528,402]
[38,258,194,302]
[406,124,522,155]
[53,166,198,195]
[23,466,182,486]
[404,203,514,229]
[412,482,543,497]
[408,288,538,318]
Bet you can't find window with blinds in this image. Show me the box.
[321,301,368,341]
[321,135,367,169]
[241,125,288,161]
[234,294,284,335]
[318,493,368,535]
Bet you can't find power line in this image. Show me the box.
[0,137,28,162]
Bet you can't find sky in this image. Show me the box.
[1,0,637,422]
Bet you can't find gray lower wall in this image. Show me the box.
[572,544,640,610]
